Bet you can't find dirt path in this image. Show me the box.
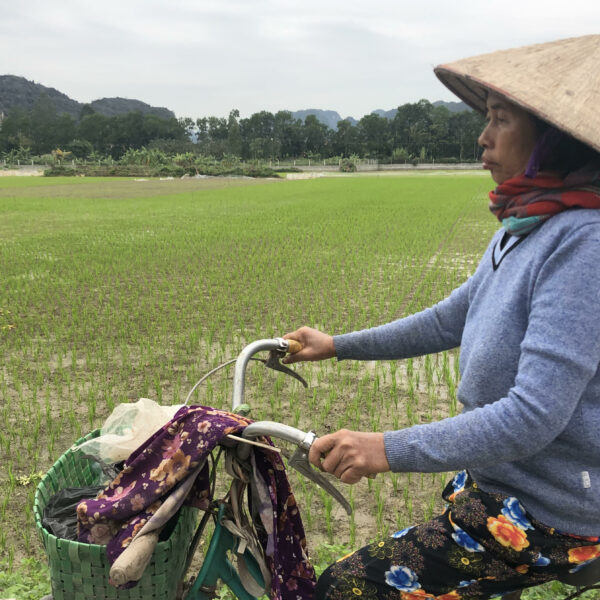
[0,166,45,176]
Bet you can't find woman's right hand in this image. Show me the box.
[282,326,336,364]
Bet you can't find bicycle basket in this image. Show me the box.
[34,429,198,600]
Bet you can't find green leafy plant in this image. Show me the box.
[0,558,51,600]
[339,158,357,172]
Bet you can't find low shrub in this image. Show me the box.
[273,167,303,173]
[44,162,276,178]
[44,165,76,176]
[339,159,357,173]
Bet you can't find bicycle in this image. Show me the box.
[173,337,352,600]
[35,337,350,600]
[36,338,600,600]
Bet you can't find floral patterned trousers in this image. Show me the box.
[316,472,600,599]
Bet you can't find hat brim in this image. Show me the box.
[433,36,600,154]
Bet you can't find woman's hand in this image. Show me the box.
[282,326,336,364]
[308,429,390,484]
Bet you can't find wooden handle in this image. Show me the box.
[286,339,303,354]
[109,531,159,585]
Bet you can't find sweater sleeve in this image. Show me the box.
[384,225,600,473]
[333,277,471,361]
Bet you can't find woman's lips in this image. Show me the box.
[482,160,497,170]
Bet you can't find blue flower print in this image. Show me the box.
[452,470,467,493]
[392,526,414,538]
[569,558,596,574]
[501,497,533,530]
[451,524,485,552]
[385,565,421,591]
[459,579,478,588]
[533,552,551,566]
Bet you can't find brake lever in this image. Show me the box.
[287,431,352,515]
[259,350,308,388]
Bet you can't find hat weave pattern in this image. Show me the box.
[434,35,600,152]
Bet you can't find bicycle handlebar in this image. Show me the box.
[229,339,352,515]
[243,420,351,515]
[242,421,315,449]
[231,337,301,411]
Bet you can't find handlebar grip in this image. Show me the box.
[286,339,303,354]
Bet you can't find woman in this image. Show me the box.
[284,35,600,599]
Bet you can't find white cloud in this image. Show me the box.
[1,0,598,119]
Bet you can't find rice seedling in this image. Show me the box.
[0,172,498,569]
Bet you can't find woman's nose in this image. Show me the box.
[478,124,491,149]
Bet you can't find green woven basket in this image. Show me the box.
[34,430,198,600]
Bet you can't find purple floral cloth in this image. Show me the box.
[77,405,316,598]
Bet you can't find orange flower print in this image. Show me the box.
[336,550,356,563]
[150,449,191,488]
[130,493,145,512]
[146,501,161,514]
[76,500,89,519]
[568,545,600,564]
[486,515,529,551]
[516,564,529,574]
[99,470,124,496]
[120,518,147,548]
[437,591,461,599]
[89,522,115,545]
[197,420,211,434]
[400,590,434,599]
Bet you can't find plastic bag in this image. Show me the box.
[73,398,182,464]
[42,485,105,540]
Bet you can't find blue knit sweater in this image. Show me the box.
[333,209,600,535]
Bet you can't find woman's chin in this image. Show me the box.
[485,167,502,184]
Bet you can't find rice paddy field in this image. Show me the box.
[1,171,502,588]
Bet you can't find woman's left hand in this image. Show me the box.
[308,429,390,484]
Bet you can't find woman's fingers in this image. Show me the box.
[308,430,390,484]
[282,326,335,363]
[308,433,336,471]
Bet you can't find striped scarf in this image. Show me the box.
[489,161,600,236]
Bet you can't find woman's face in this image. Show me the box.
[478,94,539,184]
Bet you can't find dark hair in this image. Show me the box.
[526,117,599,177]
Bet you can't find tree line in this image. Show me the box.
[0,94,485,163]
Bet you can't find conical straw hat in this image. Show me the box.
[434,35,600,153]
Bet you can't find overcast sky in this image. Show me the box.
[1,0,598,120]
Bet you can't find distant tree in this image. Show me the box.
[391,146,411,163]
[429,105,451,159]
[79,104,95,120]
[195,117,209,148]
[332,119,360,157]
[52,113,77,151]
[147,115,186,142]
[0,107,31,152]
[357,113,389,158]
[67,138,94,159]
[179,117,196,141]
[391,99,433,157]
[119,112,147,150]
[227,109,242,156]
[448,110,485,160]
[240,111,275,159]
[147,137,198,155]
[302,115,328,156]
[204,116,228,157]
[30,94,58,154]
[273,111,303,158]
[78,112,113,155]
